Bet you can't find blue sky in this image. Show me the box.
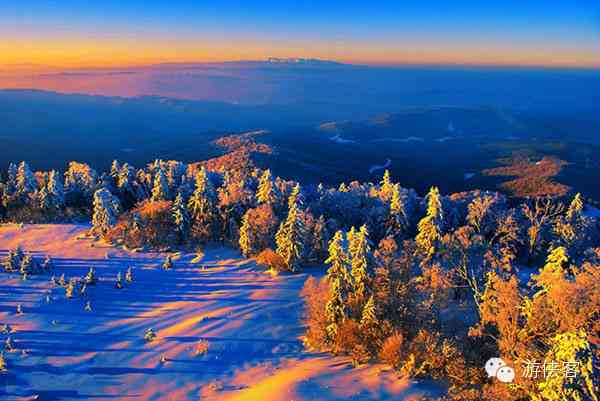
[1,1,599,68]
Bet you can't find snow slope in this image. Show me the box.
[0,224,440,401]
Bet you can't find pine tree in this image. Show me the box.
[91,188,120,235]
[15,161,37,196]
[47,170,65,209]
[151,168,169,201]
[275,197,304,271]
[287,183,302,209]
[532,246,569,294]
[360,295,378,329]
[7,162,17,192]
[380,169,394,200]
[309,215,328,263]
[110,160,121,181]
[415,186,444,258]
[187,167,217,240]
[172,192,190,240]
[386,184,408,238]
[19,254,34,275]
[38,185,51,210]
[324,230,352,342]
[350,225,372,302]
[256,169,277,205]
[239,212,253,257]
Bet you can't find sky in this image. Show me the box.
[1,0,600,69]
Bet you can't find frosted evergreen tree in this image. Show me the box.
[172,192,190,240]
[350,225,372,302]
[117,163,136,197]
[380,169,394,200]
[275,196,304,271]
[91,188,120,235]
[110,160,121,181]
[16,161,37,197]
[151,168,169,201]
[37,185,50,210]
[360,295,378,329]
[239,212,253,257]
[5,246,24,272]
[287,183,303,209]
[187,167,217,239]
[324,230,351,342]
[47,170,65,209]
[64,162,98,196]
[309,215,328,263]
[256,169,277,205]
[415,186,444,258]
[386,184,408,238]
[6,162,17,192]
[19,254,34,275]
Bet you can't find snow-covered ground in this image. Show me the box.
[0,224,440,401]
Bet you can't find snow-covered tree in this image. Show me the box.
[110,160,121,181]
[151,169,169,201]
[275,196,304,271]
[91,188,120,235]
[187,167,218,240]
[349,225,372,302]
[171,192,190,240]
[6,162,17,192]
[324,230,351,342]
[287,183,303,209]
[256,169,277,205]
[15,161,37,196]
[239,212,253,257]
[360,295,378,329]
[415,186,444,258]
[386,184,408,238]
[47,170,65,209]
[379,169,394,201]
[64,161,98,198]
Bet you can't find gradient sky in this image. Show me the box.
[1,0,600,69]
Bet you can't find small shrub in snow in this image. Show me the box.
[115,272,123,289]
[125,266,133,284]
[84,267,96,285]
[162,255,173,270]
[195,340,209,356]
[144,328,157,342]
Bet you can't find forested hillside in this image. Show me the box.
[1,132,599,400]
